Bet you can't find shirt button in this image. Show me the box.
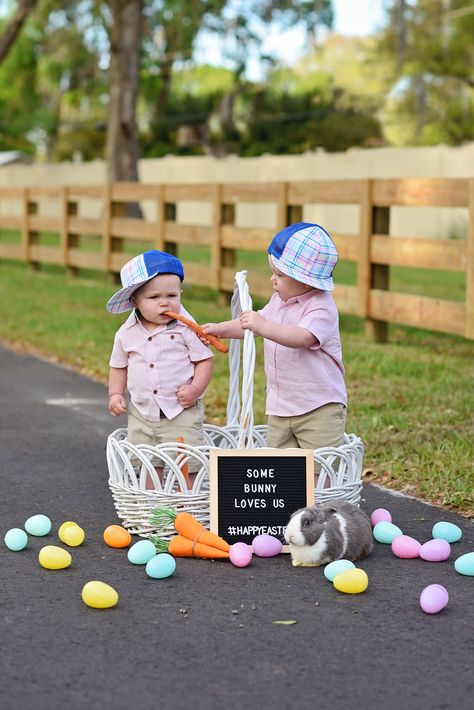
[149,363,154,368]
[153,389,158,394]
[148,336,152,341]
[170,335,175,340]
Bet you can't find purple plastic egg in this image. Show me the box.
[370,508,392,526]
[419,584,449,614]
[229,542,253,568]
[252,534,283,558]
[419,538,451,562]
[391,535,421,559]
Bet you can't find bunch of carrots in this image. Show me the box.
[150,507,230,559]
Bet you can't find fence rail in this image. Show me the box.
[0,178,473,341]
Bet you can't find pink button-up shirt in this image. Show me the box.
[259,290,347,416]
[109,308,213,421]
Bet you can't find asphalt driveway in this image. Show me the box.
[1,345,473,710]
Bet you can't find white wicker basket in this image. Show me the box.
[106,271,364,538]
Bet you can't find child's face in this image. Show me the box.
[132,273,182,326]
[268,255,313,301]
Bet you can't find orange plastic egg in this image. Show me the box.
[103,525,132,548]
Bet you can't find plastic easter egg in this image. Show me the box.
[432,521,462,544]
[25,514,52,537]
[370,508,392,526]
[61,524,85,547]
[419,584,449,614]
[324,559,355,582]
[419,538,451,562]
[38,545,72,570]
[146,553,176,579]
[229,542,253,568]
[127,539,157,565]
[58,521,77,541]
[103,524,132,548]
[252,534,283,557]
[373,521,403,544]
[454,552,474,576]
[391,535,421,559]
[4,528,28,551]
[82,581,119,609]
[333,568,368,594]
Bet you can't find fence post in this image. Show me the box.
[359,179,390,343]
[164,201,177,256]
[277,182,288,230]
[286,204,303,225]
[64,190,79,278]
[466,178,474,340]
[154,184,165,252]
[211,184,222,291]
[22,189,39,271]
[219,200,236,305]
[358,179,372,322]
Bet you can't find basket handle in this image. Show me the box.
[225,271,256,448]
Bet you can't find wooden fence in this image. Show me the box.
[0,179,473,341]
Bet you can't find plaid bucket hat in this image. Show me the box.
[268,222,338,291]
[106,250,184,314]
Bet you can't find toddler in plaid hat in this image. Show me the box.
[107,250,213,489]
[203,224,347,477]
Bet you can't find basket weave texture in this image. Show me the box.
[106,271,364,538]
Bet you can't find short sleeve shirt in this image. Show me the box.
[109,308,213,421]
[259,290,347,416]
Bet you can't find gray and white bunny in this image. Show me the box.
[284,501,373,567]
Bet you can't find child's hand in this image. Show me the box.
[177,383,200,408]
[199,323,220,346]
[240,310,266,336]
[109,394,127,416]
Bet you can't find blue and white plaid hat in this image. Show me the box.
[107,250,184,314]
[268,223,338,291]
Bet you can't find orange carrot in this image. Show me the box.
[163,311,228,353]
[168,535,229,559]
[150,507,230,552]
[176,436,191,491]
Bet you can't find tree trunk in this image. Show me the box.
[0,0,39,63]
[106,0,144,183]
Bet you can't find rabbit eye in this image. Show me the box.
[303,519,310,527]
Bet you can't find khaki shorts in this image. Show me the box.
[127,401,205,473]
[267,402,347,451]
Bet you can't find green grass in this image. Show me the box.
[0,258,473,516]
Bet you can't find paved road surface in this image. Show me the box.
[1,345,473,710]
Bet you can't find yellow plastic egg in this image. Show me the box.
[61,524,85,547]
[333,568,368,594]
[39,545,72,570]
[58,521,76,541]
[82,581,119,609]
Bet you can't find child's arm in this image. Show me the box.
[177,357,214,408]
[240,310,317,348]
[108,366,128,415]
[202,318,244,340]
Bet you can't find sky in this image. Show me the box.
[194,0,388,81]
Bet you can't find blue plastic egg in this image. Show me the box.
[127,539,157,565]
[454,552,474,576]
[432,521,462,543]
[4,528,28,551]
[145,553,176,579]
[324,559,355,581]
[25,514,52,536]
[373,521,403,544]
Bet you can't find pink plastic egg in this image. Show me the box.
[252,534,283,558]
[229,542,253,568]
[419,539,451,562]
[419,584,449,614]
[370,508,392,526]
[391,535,421,559]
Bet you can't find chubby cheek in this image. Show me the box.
[284,512,305,545]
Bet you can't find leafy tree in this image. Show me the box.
[376,0,474,145]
